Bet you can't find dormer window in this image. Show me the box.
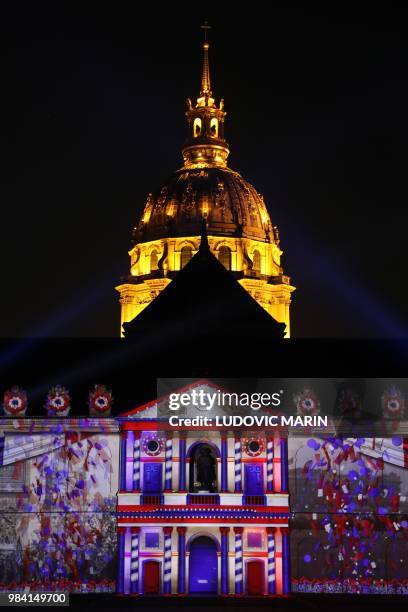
[194,118,202,137]
[218,245,231,270]
[150,249,159,272]
[253,249,261,273]
[181,246,193,269]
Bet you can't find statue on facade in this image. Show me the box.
[196,447,216,492]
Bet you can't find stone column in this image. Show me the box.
[267,527,276,595]
[133,431,141,492]
[165,432,173,492]
[177,527,186,594]
[130,527,140,594]
[117,527,126,594]
[266,436,274,492]
[220,527,230,595]
[163,527,173,595]
[234,435,242,493]
[119,433,127,492]
[234,527,243,595]
[178,434,187,492]
[221,434,228,492]
[281,527,291,595]
[280,437,288,493]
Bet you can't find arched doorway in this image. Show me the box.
[246,560,264,595]
[143,560,160,594]
[189,536,218,594]
[189,443,218,492]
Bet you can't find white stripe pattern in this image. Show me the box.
[133,435,140,490]
[268,531,275,593]
[165,436,173,490]
[130,532,139,585]
[267,438,274,491]
[164,529,172,592]
[234,437,242,492]
[235,532,243,586]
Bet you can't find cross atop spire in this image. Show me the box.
[200,21,212,96]
[201,20,211,42]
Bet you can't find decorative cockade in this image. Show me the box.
[45,385,71,417]
[3,386,28,417]
[142,433,164,456]
[336,388,362,418]
[242,435,264,457]
[381,386,405,420]
[89,384,114,416]
[293,388,320,416]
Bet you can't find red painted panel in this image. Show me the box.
[247,560,264,595]
[143,560,160,594]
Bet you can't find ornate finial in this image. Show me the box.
[200,21,212,96]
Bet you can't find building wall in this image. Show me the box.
[289,436,408,594]
[0,429,119,592]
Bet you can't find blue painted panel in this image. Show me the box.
[189,537,217,594]
[143,463,163,492]
[245,464,264,495]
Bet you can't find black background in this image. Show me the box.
[2,3,408,338]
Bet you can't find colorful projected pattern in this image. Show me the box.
[290,436,408,593]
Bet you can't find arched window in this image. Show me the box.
[180,246,193,269]
[193,118,202,137]
[210,118,218,137]
[253,249,261,272]
[150,250,158,272]
[218,246,231,270]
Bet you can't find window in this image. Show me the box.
[193,118,202,137]
[253,250,261,273]
[210,118,218,137]
[247,531,263,549]
[218,246,231,270]
[150,250,158,272]
[145,532,160,549]
[180,246,193,269]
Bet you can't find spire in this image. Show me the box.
[200,21,212,96]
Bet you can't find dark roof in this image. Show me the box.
[133,166,274,244]
[124,224,285,345]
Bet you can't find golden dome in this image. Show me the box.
[134,166,277,245]
[116,26,294,338]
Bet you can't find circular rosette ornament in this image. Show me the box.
[382,387,404,420]
[3,386,27,417]
[337,388,362,418]
[45,385,71,417]
[242,435,265,457]
[142,434,164,456]
[88,384,113,416]
[293,388,320,416]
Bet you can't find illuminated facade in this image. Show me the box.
[116,381,291,596]
[116,35,295,337]
[0,379,407,595]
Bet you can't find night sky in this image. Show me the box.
[2,5,408,339]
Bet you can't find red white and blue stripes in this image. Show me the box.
[234,435,242,493]
[234,527,243,595]
[163,527,173,594]
[267,436,274,492]
[133,432,141,491]
[130,527,140,594]
[267,527,276,595]
[165,434,173,491]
